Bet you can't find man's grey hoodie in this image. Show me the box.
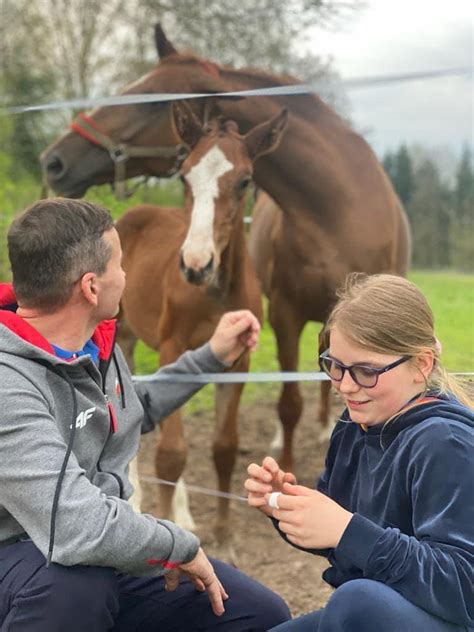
[0,283,226,575]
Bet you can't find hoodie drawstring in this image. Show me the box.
[46,366,78,566]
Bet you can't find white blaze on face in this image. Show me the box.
[182,145,233,270]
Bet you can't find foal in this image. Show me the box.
[117,104,287,553]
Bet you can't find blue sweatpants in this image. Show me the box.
[0,540,290,631]
[270,579,470,632]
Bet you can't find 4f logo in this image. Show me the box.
[71,406,96,429]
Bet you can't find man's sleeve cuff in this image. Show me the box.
[193,343,229,370]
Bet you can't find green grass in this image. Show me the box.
[408,271,474,372]
[133,271,474,414]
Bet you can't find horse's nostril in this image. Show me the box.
[44,153,67,180]
[180,253,213,286]
[203,254,214,274]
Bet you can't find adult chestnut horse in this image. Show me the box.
[41,25,411,472]
[116,103,287,551]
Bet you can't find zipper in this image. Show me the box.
[105,394,118,434]
[96,327,125,498]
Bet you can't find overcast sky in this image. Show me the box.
[308,0,473,158]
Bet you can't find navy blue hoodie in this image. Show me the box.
[279,397,474,627]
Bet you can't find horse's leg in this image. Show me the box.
[269,295,305,473]
[317,324,334,443]
[117,318,143,511]
[117,316,137,373]
[317,380,334,444]
[154,343,193,529]
[212,357,247,561]
[155,410,194,529]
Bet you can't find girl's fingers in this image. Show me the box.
[244,478,273,494]
[282,472,297,485]
[262,456,281,474]
[277,520,299,538]
[247,496,266,507]
[246,463,273,483]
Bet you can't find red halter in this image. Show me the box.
[69,112,188,199]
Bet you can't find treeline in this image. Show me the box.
[383,145,473,272]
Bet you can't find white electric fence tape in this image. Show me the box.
[3,67,472,115]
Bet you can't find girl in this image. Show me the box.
[245,274,473,631]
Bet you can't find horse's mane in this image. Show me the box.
[161,53,346,127]
[165,54,302,89]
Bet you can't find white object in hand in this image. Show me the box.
[268,491,282,509]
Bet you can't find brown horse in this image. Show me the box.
[41,24,411,472]
[116,103,287,551]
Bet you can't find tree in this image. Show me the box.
[382,150,396,183]
[451,145,474,271]
[393,145,415,209]
[408,158,452,269]
[455,145,474,217]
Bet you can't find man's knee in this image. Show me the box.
[210,559,291,629]
[12,562,119,631]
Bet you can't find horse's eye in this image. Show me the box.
[236,177,251,193]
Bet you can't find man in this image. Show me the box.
[0,198,290,631]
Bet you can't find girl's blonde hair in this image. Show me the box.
[325,273,472,409]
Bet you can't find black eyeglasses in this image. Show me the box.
[319,350,410,388]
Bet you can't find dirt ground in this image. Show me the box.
[137,384,345,619]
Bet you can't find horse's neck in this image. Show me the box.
[214,216,248,298]
[212,70,351,220]
[220,67,345,130]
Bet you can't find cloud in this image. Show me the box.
[309,0,473,154]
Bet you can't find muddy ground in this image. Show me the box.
[137,384,345,618]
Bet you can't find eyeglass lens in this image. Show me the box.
[321,357,379,387]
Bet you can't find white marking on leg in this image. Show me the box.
[270,421,284,451]
[172,478,196,531]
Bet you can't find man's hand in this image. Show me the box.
[209,310,260,365]
[245,456,297,517]
[267,482,353,549]
[164,548,228,616]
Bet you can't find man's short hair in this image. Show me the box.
[8,198,114,311]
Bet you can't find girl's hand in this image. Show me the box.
[245,456,297,517]
[268,482,353,548]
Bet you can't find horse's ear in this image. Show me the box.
[243,108,289,162]
[172,101,203,149]
[155,24,178,58]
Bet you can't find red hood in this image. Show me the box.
[0,282,116,361]
[0,283,16,308]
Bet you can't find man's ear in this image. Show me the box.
[80,272,99,307]
[413,351,434,383]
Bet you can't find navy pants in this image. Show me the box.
[0,541,290,631]
[270,579,470,632]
